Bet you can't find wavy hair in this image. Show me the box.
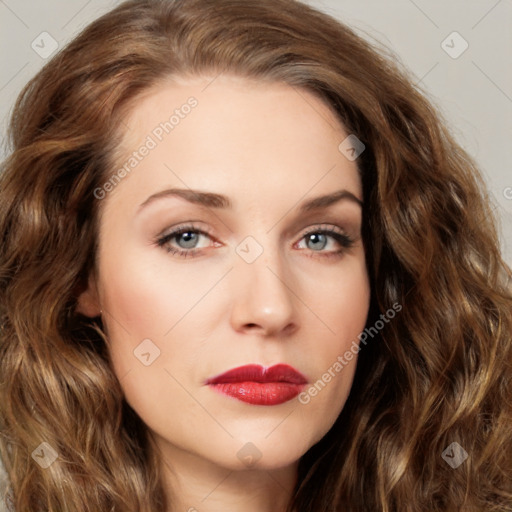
[1,0,511,510]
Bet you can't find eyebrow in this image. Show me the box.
[137,187,363,213]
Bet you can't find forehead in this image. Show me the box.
[119,73,348,155]
[103,74,362,212]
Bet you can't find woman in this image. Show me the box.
[0,0,511,510]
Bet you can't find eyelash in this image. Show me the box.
[155,223,355,260]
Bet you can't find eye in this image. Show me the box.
[156,224,216,258]
[295,225,355,259]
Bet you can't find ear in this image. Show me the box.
[76,273,101,318]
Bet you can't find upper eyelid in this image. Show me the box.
[160,222,348,236]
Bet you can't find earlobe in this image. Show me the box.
[76,274,101,318]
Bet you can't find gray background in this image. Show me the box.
[0,0,511,504]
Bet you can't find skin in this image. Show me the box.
[77,74,371,512]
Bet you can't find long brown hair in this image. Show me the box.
[1,0,511,510]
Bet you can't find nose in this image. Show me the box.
[229,246,297,337]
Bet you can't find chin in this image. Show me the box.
[227,434,314,471]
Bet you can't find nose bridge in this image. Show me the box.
[230,232,297,334]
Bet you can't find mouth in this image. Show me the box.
[205,364,308,406]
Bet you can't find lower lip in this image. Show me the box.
[208,382,306,405]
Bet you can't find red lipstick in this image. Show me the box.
[205,364,307,406]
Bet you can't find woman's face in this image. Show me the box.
[78,74,370,472]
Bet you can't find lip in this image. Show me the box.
[205,364,307,406]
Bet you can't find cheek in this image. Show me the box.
[297,255,370,425]
[96,244,232,383]
[99,245,225,334]
[307,253,370,349]
[96,251,219,422]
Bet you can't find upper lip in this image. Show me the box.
[205,364,307,385]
